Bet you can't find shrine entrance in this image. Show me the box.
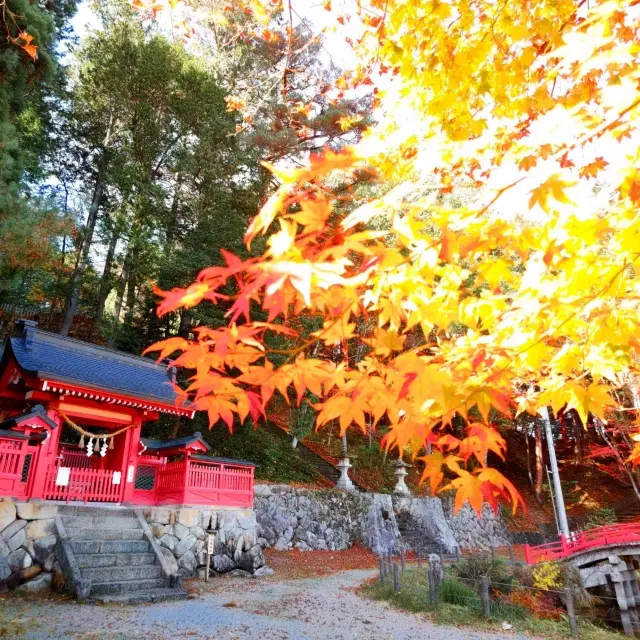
[0,320,254,509]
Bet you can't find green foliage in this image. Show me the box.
[437,577,480,607]
[289,393,319,442]
[362,567,620,639]
[0,0,75,292]
[202,421,319,484]
[585,507,617,529]
[452,555,514,594]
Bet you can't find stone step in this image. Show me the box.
[65,527,144,541]
[92,588,188,605]
[70,539,150,555]
[75,553,157,568]
[62,516,141,530]
[58,505,136,518]
[90,578,166,597]
[82,564,163,583]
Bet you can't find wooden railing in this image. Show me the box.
[0,436,37,499]
[59,447,98,469]
[43,465,122,503]
[524,523,640,564]
[142,457,254,508]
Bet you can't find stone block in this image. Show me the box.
[212,554,235,573]
[0,537,10,558]
[177,509,199,528]
[177,550,197,575]
[7,529,26,552]
[149,508,172,525]
[175,534,197,557]
[159,546,179,574]
[227,569,252,578]
[173,523,189,540]
[16,572,52,593]
[295,541,310,551]
[159,534,179,551]
[0,554,10,581]
[274,537,289,551]
[0,502,16,532]
[253,485,272,497]
[7,548,31,571]
[25,518,55,540]
[16,504,58,521]
[1,519,27,540]
[254,566,274,577]
[234,545,265,573]
[199,511,212,530]
[193,526,205,540]
[197,549,207,566]
[151,524,165,539]
[237,513,256,530]
[33,534,57,564]
[196,539,205,554]
[6,565,41,590]
[210,512,217,530]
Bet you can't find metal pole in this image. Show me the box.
[546,465,560,534]
[541,406,570,536]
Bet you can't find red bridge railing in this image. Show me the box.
[524,523,640,564]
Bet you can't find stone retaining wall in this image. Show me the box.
[143,505,267,578]
[254,485,511,554]
[443,500,511,550]
[254,484,400,554]
[0,501,60,593]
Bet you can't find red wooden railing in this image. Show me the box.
[59,447,98,469]
[524,523,640,564]
[43,465,122,503]
[0,436,37,499]
[134,457,254,508]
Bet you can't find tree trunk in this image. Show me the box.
[61,153,108,336]
[95,226,119,324]
[106,253,129,348]
[534,419,545,505]
[124,244,140,323]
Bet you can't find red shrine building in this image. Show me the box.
[0,320,254,508]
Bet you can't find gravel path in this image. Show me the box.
[0,570,535,639]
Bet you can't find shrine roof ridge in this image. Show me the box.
[5,320,185,409]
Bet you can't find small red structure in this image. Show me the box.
[0,320,254,508]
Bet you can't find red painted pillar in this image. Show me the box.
[121,416,142,505]
[29,408,63,500]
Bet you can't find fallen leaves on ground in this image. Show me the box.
[264,544,379,579]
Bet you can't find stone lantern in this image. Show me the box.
[393,459,412,496]
[335,457,356,492]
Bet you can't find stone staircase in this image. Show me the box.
[56,505,186,604]
[395,510,457,559]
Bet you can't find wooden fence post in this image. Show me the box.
[401,548,406,572]
[439,544,444,567]
[481,576,491,617]
[428,565,437,605]
[508,544,514,564]
[379,556,385,583]
[565,587,578,636]
[393,563,400,594]
[455,546,460,562]
[417,554,422,569]
[490,546,496,562]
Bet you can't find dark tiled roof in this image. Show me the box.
[190,454,257,468]
[141,432,210,451]
[0,404,57,430]
[5,320,181,407]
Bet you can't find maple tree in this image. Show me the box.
[142,0,640,515]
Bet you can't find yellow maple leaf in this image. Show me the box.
[528,175,576,212]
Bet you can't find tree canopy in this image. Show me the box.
[143,0,640,514]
